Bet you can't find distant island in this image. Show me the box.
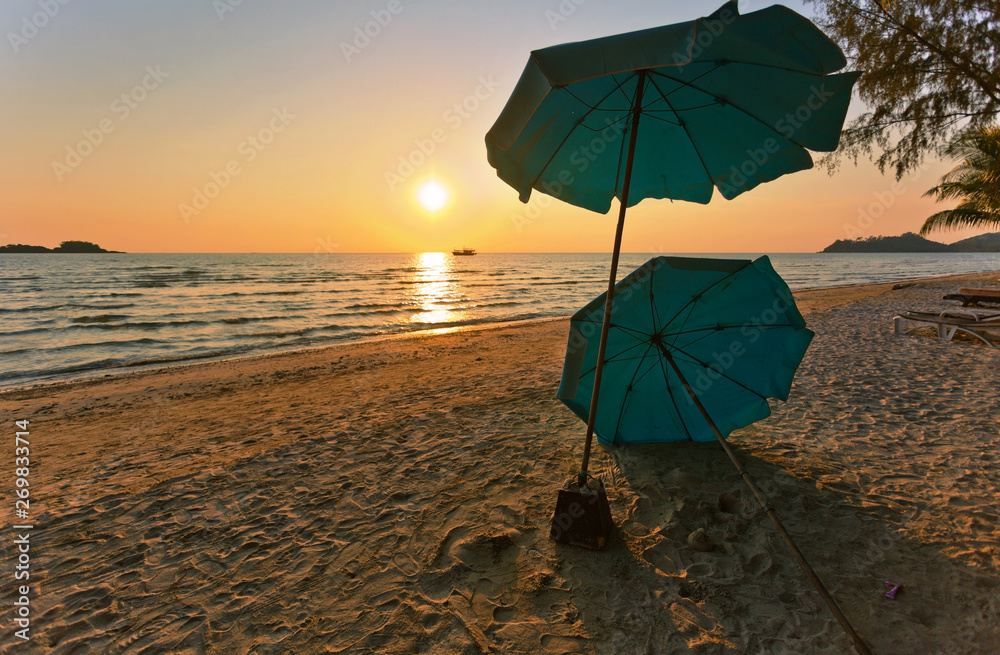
[0,240,123,253]
[821,232,1000,253]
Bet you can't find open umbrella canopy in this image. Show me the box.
[485,1,860,213]
[557,256,813,444]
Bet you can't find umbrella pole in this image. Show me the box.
[579,70,647,487]
[662,352,873,655]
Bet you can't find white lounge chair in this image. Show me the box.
[893,309,1000,348]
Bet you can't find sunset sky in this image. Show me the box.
[0,0,987,253]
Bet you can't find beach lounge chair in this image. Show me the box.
[943,287,1000,307]
[893,309,1000,347]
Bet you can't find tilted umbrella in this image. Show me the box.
[557,256,870,655]
[557,256,813,445]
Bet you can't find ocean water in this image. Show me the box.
[2,251,998,389]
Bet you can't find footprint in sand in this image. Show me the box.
[391,551,419,576]
[687,528,715,552]
[642,542,680,575]
[192,555,226,577]
[669,598,716,632]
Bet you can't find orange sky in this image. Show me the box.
[0,1,988,253]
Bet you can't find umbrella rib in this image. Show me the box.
[573,319,650,343]
[613,72,639,108]
[666,322,799,338]
[608,323,651,339]
[560,74,634,114]
[649,276,662,333]
[532,75,636,193]
[613,72,646,201]
[580,338,653,377]
[658,263,753,340]
[646,75,718,195]
[665,300,697,351]
[668,323,798,333]
[645,63,722,103]
[603,338,655,365]
[650,68,816,149]
[666,322,799,350]
[611,343,659,442]
[670,343,770,401]
[656,352,695,441]
[600,352,663,365]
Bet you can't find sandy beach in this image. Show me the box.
[2,270,999,654]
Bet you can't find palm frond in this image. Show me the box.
[919,208,1000,235]
[921,124,1000,234]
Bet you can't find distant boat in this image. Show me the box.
[452,247,476,256]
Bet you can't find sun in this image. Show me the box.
[417,180,449,212]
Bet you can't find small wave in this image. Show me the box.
[70,314,131,324]
[220,315,301,325]
[249,290,306,297]
[125,350,239,368]
[67,303,137,310]
[0,304,64,313]
[66,319,211,331]
[39,337,165,354]
[395,278,460,285]
[2,326,51,337]
[344,302,409,310]
[0,358,131,382]
[233,327,315,339]
[323,307,409,318]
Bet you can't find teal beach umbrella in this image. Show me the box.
[557,256,814,444]
[486,1,860,213]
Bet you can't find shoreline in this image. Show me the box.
[4,268,998,396]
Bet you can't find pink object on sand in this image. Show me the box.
[884,581,903,599]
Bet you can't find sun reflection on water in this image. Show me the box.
[408,252,467,326]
